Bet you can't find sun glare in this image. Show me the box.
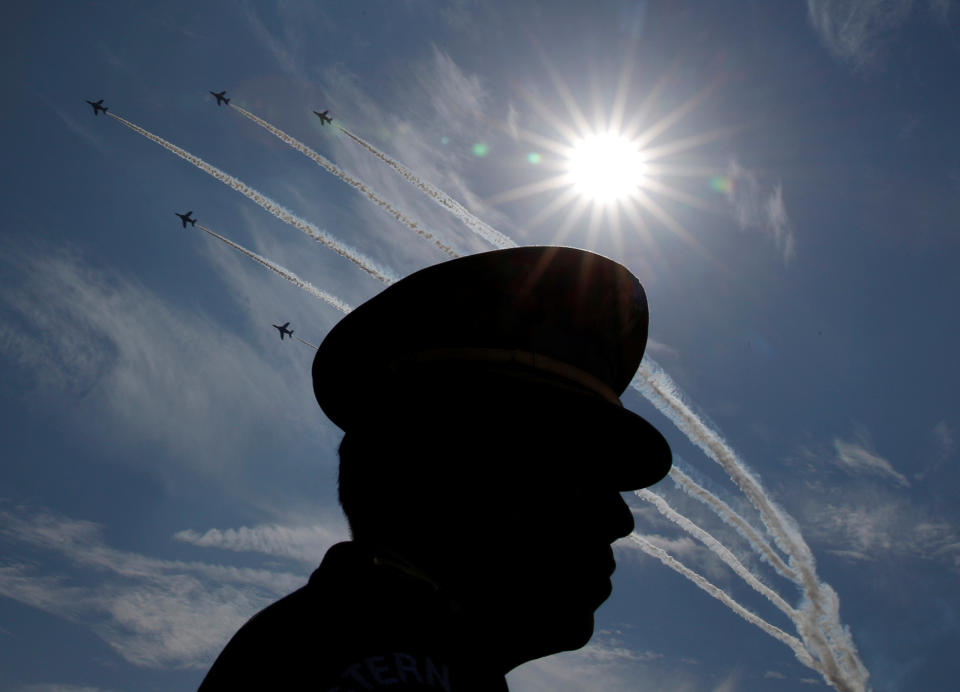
[483,60,722,262]
[567,133,647,203]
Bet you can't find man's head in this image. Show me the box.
[314,246,671,667]
[336,395,637,662]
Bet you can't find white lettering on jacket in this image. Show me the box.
[327,653,452,691]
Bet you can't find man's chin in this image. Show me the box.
[464,587,607,669]
[536,609,597,655]
[524,590,606,652]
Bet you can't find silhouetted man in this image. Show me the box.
[199,246,672,691]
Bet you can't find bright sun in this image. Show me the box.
[566,133,647,203]
[483,61,719,258]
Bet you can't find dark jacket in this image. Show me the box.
[198,542,509,691]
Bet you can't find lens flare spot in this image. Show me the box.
[567,133,646,202]
[472,143,490,157]
[527,152,542,164]
[709,176,733,193]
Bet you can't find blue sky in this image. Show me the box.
[1,1,958,690]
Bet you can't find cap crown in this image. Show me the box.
[314,247,649,433]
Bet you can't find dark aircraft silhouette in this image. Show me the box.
[210,90,230,106]
[313,110,333,125]
[86,99,108,115]
[175,211,197,228]
[273,322,294,340]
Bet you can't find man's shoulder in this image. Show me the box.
[198,542,507,691]
[197,578,339,689]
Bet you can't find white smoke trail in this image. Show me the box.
[627,533,820,673]
[632,359,867,691]
[296,336,319,350]
[231,106,459,259]
[104,104,865,685]
[336,126,517,250]
[344,113,866,688]
[636,489,798,620]
[195,224,351,314]
[107,112,396,285]
[192,213,815,670]
[191,213,810,678]
[669,466,797,581]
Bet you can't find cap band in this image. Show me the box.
[400,347,624,407]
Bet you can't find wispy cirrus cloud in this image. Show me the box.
[237,0,508,264]
[711,671,743,692]
[797,486,960,567]
[507,633,693,692]
[832,429,909,487]
[929,0,954,22]
[0,245,323,486]
[419,44,490,129]
[506,102,521,141]
[326,44,515,239]
[806,0,914,72]
[806,0,955,73]
[0,504,303,670]
[16,685,120,692]
[933,420,955,457]
[916,420,956,480]
[790,427,909,487]
[239,0,333,83]
[55,106,111,156]
[725,161,795,263]
[175,522,347,564]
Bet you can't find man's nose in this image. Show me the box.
[599,492,635,542]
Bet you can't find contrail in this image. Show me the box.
[230,105,459,259]
[179,107,863,688]
[195,224,351,314]
[192,216,803,654]
[627,533,820,673]
[344,114,867,687]
[296,336,319,350]
[192,213,799,672]
[336,125,517,250]
[636,489,798,620]
[632,359,867,691]
[107,112,396,285]
[669,466,797,581]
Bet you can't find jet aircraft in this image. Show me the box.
[86,99,108,115]
[175,211,197,228]
[313,110,333,125]
[273,322,294,340]
[210,90,230,106]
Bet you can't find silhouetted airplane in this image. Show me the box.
[210,90,230,106]
[314,110,333,125]
[175,211,197,228]
[86,99,108,115]
[273,322,294,340]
